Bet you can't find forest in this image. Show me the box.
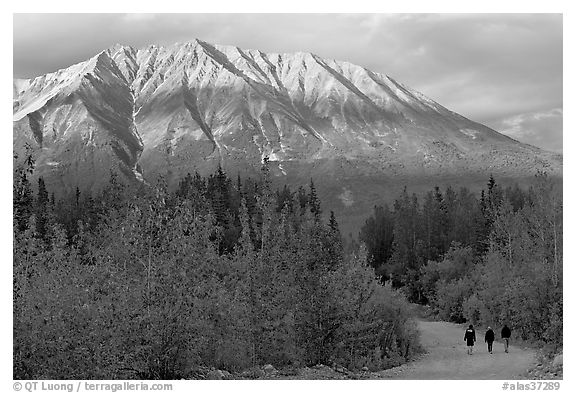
[359,173,562,345]
[13,158,420,379]
[12,149,562,379]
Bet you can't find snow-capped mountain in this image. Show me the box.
[13,40,562,232]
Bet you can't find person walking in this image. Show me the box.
[464,324,476,355]
[501,324,511,353]
[484,326,495,354]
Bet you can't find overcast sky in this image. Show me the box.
[13,13,563,153]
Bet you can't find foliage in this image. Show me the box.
[360,172,562,346]
[13,163,421,379]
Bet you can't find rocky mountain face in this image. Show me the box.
[13,40,562,233]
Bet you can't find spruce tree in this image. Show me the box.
[308,179,321,218]
[13,160,34,233]
[359,204,395,282]
[35,177,50,244]
[328,211,339,233]
[276,185,294,213]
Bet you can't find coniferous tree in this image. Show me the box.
[420,186,448,261]
[308,179,321,218]
[276,185,294,213]
[35,177,50,244]
[486,174,503,217]
[13,163,427,378]
[359,204,395,282]
[451,186,480,249]
[389,188,425,300]
[13,154,35,232]
[175,173,194,198]
[505,183,526,212]
[101,170,126,212]
[297,186,308,214]
[473,190,490,255]
[328,211,339,234]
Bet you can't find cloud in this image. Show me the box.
[13,13,562,153]
[121,13,158,23]
[493,108,563,153]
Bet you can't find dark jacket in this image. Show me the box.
[485,329,495,343]
[501,326,511,339]
[464,328,476,346]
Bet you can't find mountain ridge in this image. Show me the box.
[13,40,562,233]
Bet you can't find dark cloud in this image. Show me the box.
[13,13,562,152]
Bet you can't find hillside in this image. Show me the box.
[13,40,562,234]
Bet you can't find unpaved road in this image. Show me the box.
[376,320,537,379]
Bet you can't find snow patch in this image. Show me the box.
[134,170,145,182]
[460,129,479,139]
[82,128,97,147]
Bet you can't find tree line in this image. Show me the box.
[359,173,562,347]
[13,158,421,379]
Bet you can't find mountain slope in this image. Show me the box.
[13,40,562,232]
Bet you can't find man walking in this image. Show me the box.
[501,324,511,353]
[485,326,495,354]
[464,324,476,355]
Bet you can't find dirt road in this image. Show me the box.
[376,320,537,379]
